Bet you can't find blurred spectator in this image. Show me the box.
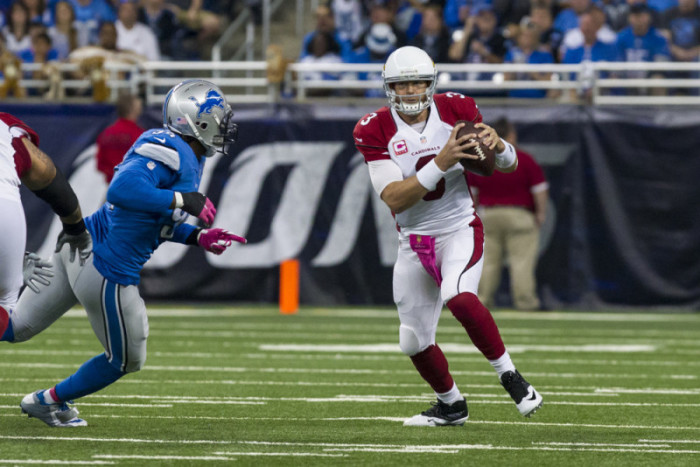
[68,0,117,46]
[2,2,32,54]
[448,5,506,84]
[408,4,451,63]
[0,29,25,98]
[354,2,407,51]
[617,3,670,95]
[17,31,57,96]
[300,4,352,61]
[96,92,144,183]
[69,21,144,65]
[394,0,424,41]
[443,0,492,31]
[504,21,555,98]
[618,4,670,62]
[528,2,563,58]
[22,0,52,26]
[660,0,700,63]
[17,30,57,63]
[562,9,618,100]
[139,0,180,59]
[553,0,591,35]
[116,0,160,61]
[48,1,80,59]
[600,0,660,32]
[298,31,344,96]
[560,5,617,60]
[167,0,223,59]
[648,0,678,13]
[331,0,368,45]
[467,117,549,311]
[350,22,398,96]
[493,0,531,37]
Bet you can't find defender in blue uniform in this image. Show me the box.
[2,80,245,427]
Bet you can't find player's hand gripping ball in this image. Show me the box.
[456,120,496,176]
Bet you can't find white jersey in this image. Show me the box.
[0,113,35,203]
[354,92,483,235]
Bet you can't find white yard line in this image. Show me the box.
[638,439,700,444]
[0,362,696,380]
[57,306,700,323]
[2,417,698,431]
[258,343,658,353]
[4,377,695,394]
[0,462,114,465]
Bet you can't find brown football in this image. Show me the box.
[456,120,496,176]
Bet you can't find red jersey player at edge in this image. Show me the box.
[353,46,543,426]
[0,112,91,338]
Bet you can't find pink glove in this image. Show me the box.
[197,228,247,254]
[178,192,217,227]
[198,197,216,226]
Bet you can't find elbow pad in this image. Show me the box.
[32,168,79,218]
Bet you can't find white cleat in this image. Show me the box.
[500,370,543,418]
[403,399,469,426]
[20,391,87,427]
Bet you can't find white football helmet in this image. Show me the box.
[163,79,238,156]
[382,46,437,115]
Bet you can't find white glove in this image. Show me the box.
[23,252,54,293]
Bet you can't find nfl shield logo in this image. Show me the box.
[393,140,408,155]
[420,136,427,144]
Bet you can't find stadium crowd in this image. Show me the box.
[0,0,699,99]
[0,0,242,64]
[299,0,700,97]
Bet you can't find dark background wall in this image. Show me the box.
[6,103,700,309]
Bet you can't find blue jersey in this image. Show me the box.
[85,129,202,285]
[617,27,670,62]
[504,48,555,98]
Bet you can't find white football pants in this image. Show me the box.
[0,196,26,309]
[393,222,484,356]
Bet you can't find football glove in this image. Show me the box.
[197,228,247,255]
[23,252,53,293]
[176,192,216,227]
[55,229,92,265]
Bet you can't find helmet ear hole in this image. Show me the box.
[198,122,208,130]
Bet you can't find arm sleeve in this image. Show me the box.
[106,155,176,213]
[368,159,404,197]
[171,223,198,244]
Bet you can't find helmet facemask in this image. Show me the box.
[384,79,436,115]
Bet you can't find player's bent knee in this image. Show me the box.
[399,324,426,356]
[124,356,146,373]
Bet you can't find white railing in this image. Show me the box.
[3,61,700,106]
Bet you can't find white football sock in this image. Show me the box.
[436,382,464,405]
[489,351,516,378]
[42,389,57,404]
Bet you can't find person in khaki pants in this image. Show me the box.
[467,117,549,310]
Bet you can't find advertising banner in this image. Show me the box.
[6,103,700,309]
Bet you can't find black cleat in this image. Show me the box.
[500,370,543,417]
[403,398,469,426]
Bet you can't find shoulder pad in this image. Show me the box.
[353,107,396,149]
[132,129,183,171]
[433,93,482,126]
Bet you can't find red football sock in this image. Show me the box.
[447,292,506,360]
[409,344,454,394]
[0,306,9,338]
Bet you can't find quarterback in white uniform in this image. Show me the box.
[354,46,543,426]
